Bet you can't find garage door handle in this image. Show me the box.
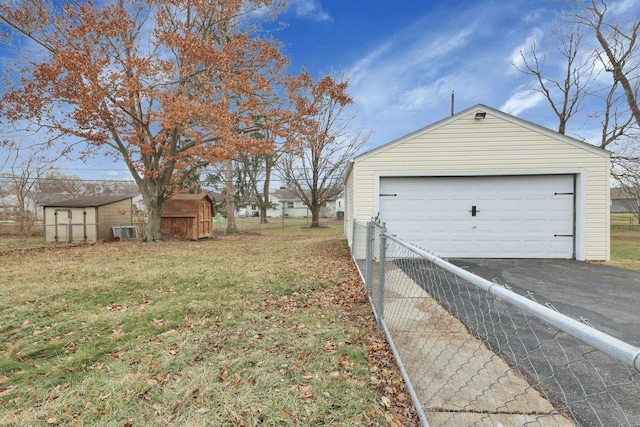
[469,205,479,216]
[554,234,574,237]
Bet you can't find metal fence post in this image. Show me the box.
[351,220,357,258]
[376,224,387,330]
[365,221,374,296]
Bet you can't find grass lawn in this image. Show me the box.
[224,217,345,237]
[0,235,416,426]
[608,214,640,271]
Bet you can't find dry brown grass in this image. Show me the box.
[0,234,416,426]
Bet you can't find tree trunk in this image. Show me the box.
[145,202,164,242]
[310,205,321,228]
[225,158,238,234]
[261,159,271,224]
[140,183,166,242]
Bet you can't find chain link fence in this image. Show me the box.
[611,214,640,261]
[352,219,640,427]
[0,218,344,252]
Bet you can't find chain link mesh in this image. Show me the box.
[352,220,640,426]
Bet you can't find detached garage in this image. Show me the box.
[345,104,611,261]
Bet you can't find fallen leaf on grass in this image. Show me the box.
[223,373,242,389]
[168,343,179,355]
[328,371,347,380]
[298,384,314,402]
[0,376,8,383]
[0,386,15,396]
[218,369,229,381]
[381,395,391,408]
[385,414,404,426]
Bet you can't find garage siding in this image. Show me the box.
[347,107,610,260]
[344,167,355,240]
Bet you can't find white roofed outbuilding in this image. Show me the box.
[345,104,610,261]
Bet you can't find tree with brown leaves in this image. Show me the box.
[280,70,371,228]
[0,0,287,241]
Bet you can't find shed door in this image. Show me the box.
[379,175,575,258]
[199,201,212,238]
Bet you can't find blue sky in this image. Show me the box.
[277,0,638,152]
[2,0,639,180]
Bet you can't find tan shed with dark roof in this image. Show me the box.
[161,194,213,240]
[42,195,135,242]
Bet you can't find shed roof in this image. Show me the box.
[42,195,133,208]
[162,194,213,218]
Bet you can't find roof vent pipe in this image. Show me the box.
[451,90,455,116]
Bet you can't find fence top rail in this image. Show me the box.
[384,232,640,373]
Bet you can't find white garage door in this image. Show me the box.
[379,175,575,258]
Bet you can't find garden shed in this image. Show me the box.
[161,194,213,240]
[345,104,611,261]
[43,195,136,242]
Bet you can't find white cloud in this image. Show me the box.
[509,27,543,73]
[287,0,331,22]
[608,0,637,15]
[500,89,546,116]
[407,27,475,68]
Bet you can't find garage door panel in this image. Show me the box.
[379,175,575,258]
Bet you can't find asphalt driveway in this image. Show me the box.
[426,258,640,426]
[448,259,640,346]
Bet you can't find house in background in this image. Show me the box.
[610,187,639,213]
[0,195,19,221]
[42,195,136,242]
[345,104,610,261]
[269,188,308,218]
[267,188,344,219]
[161,193,214,240]
[322,195,345,219]
[206,188,344,219]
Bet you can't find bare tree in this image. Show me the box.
[612,155,640,223]
[573,0,640,129]
[514,20,594,134]
[235,121,284,223]
[281,71,372,228]
[592,78,635,149]
[34,172,85,200]
[224,158,238,234]
[0,141,54,231]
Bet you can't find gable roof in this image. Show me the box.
[42,195,133,208]
[162,194,213,218]
[351,104,609,165]
[271,188,300,201]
